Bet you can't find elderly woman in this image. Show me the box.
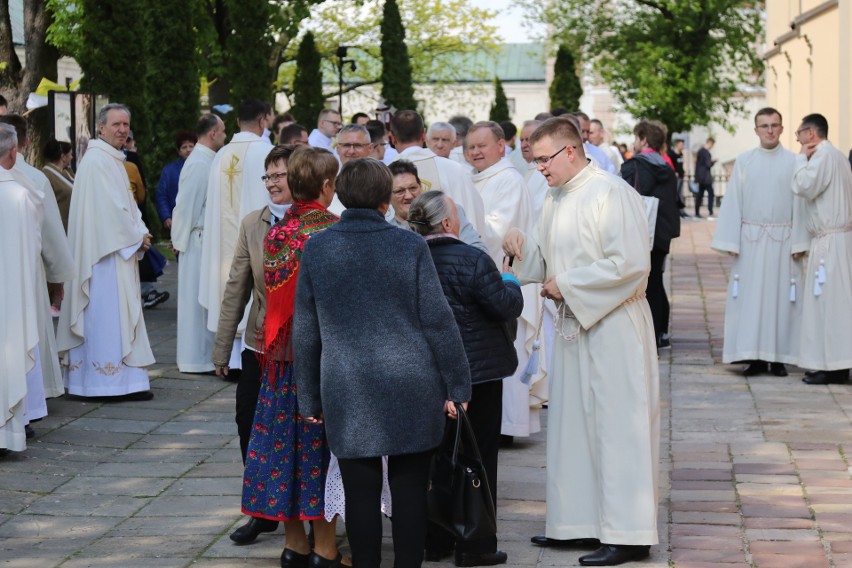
[42,138,75,232]
[408,191,523,567]
[213,145,294,545]
[294,158,471,568]
[236,145,343,568]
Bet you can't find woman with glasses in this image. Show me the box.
[294,158,471,568]
[408,190,523,567]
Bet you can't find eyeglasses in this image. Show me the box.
[322,119,342,127]
[392,185,421,197]
[338,142,372,151]
[795,126,813,138]
[756,123,782,131]
[261,172,287,184]
[532,145,574,166]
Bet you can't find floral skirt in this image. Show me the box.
[241,362,330,521]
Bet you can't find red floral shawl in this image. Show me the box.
[262,201,338,372]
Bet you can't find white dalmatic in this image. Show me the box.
[791,140,852,371]
[712,144,805,364]
[472,158,545,437]
[515,164,660,545]
[199,132,272,348]
[57,139,154,397]
[0,169,41,451]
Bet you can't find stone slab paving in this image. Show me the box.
[2,219,852,567]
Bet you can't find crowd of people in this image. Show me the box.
[3,89,851,568]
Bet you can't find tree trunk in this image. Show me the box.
[0,0,24,107]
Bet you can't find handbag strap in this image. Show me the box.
[451,403,485,466]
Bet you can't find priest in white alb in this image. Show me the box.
[504,117,659,566]
[0,114,76,422]
[172,113,227,373]
[57,103,155,401]
[790,113,852,385]
[711,108,805,377]
[467,121,546,440]
[0,125,41,452]
[199,100,272,376]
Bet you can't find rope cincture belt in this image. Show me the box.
[555,291,646,342]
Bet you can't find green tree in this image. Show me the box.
[290,32,325,127]
[143,0,200,197]
[380,0,416,111]
[224,0,275,105]
[489,77,510,122]
[524,0,763,135]
[548,44,582,112]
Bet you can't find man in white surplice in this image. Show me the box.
[504,117,659,565]
[199,100,272,375]
[510,120,551,220]
[307,108,342,152]
[0,125,41,452]
[790,113,852,385]
[0,114,76,423]
[711,108,805,377]
[57,104,155,400]
[172,113,227,373]
[468,121,546,440]
[388,110,488,251]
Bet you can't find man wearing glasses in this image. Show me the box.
[711,107,805,379]
[503,117,659,566]
[791,113,852,385]
[336,124,374,165]
[308,108,342,151]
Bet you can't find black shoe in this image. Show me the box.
[743,362,769,377]
[142,290,170,309]
[230,517,279,544]
[454,550,507,567]
[530,535,601,548]
[425,547,453,562]
[803,370,850,385]
[656,335,671,349]
[770,363,788,377]
[222,368,242,383]
[308,552,342,568]
[281,548,310,568]
[118,390,154,401]
[579,544,650,566]
[499,435,514,448]
[25,425,35,439]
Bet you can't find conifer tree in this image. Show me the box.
[548,44,582,112]
[225,0,276,106]
[290,32,325,127]
[380,0,417,111]
[489,77,510,122]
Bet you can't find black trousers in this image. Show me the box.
[647,248,670,341]
[695,182,715,216]
[338,450,434,568]
[427,380,503,554]
[235,350,263,465]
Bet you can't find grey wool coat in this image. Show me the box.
[293,208,472,459]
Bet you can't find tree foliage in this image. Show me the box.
[224,0,276,105]
[548,44,582,112]
[290,32,325,126]
[276,0,501,102]
[380,0,416,111]
[489,77,510,122]
[524,0,763,134]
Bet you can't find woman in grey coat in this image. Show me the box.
[294,158,471,568]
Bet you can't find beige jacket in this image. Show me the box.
[212,206,272,365]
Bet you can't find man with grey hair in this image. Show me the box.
[571,112,616,173]
[308,108,342,151]
[0,122,43,452]
[426,121,456,159]
[337,124,374,165]
[57,103,155,401]
[0,115,75,429]
[171,113,227,374]
[448,115,474,165]
[509,120,550,219]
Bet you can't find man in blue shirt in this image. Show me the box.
[156,130,197,236]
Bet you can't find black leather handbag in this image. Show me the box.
[426,404,497,542]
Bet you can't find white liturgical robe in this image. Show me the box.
[199,132,272,339]
[791,140,852,371]
[172,144,217,373]
[515,164,660,545]
[711,144,806,364]
[472,159,546,436]
[57,139,154,396]
[0,168,41,451]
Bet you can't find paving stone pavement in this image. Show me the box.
[3,218,852,567]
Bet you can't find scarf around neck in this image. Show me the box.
[262,200,338,374]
